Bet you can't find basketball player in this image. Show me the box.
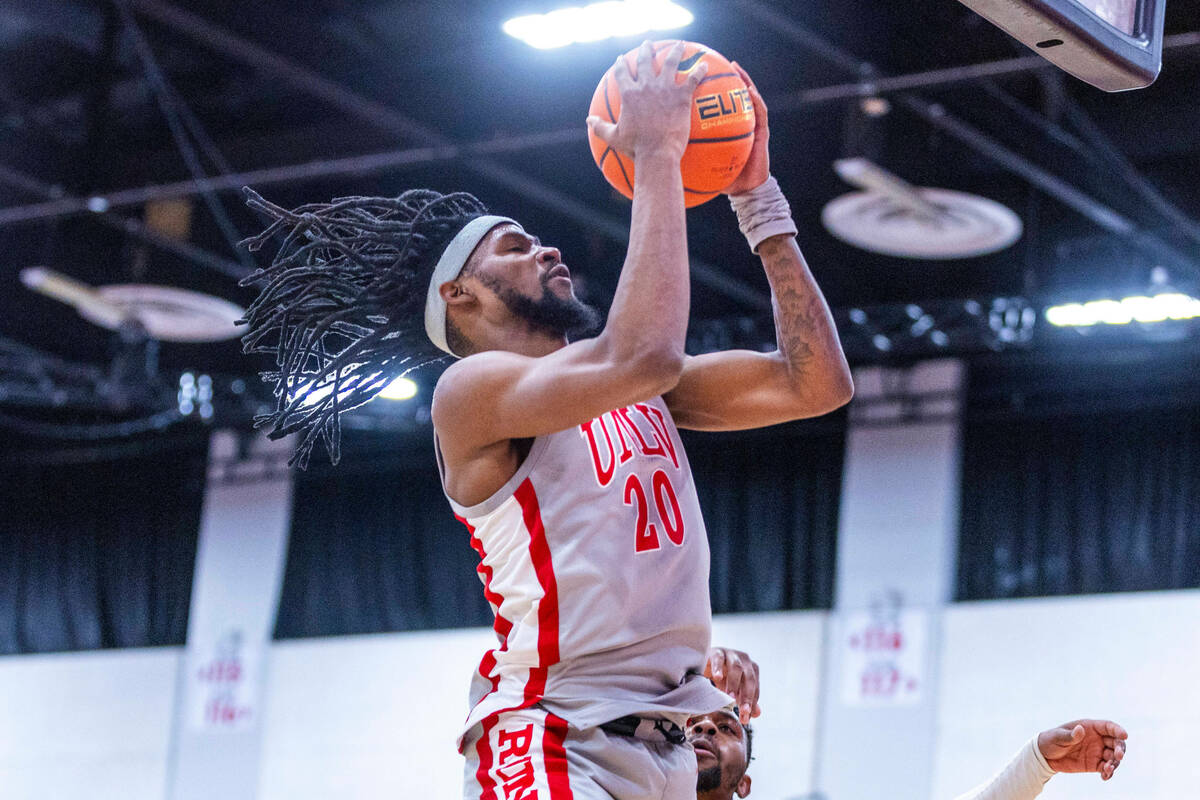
[238,40,849,799]
[685,699,1126,800]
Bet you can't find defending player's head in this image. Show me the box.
[688,708,753,799]
[237,186,597,467]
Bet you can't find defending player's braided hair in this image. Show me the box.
[237,186,488,468]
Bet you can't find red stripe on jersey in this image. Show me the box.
[543,712,574,799]
[473,714,500,800]
[459,479,561,752]
[459,514,511,711]
[514,478,561,704]
[461,514,513,638]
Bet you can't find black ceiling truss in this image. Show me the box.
[687,295,1037,364]
[124,0,772,311]
[0,20,1196,234]
[0,0,1198,444]
[4,3,1196,303]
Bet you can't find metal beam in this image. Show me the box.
[77,2,121,193]
[0,130,580,224]
[126,0,770,311]
[0,164,249,280]
[895,95,1135,235]
[774,32,1200,110]
[0,25,1195,226]
[1059,94,1200,249]
[733,0,1198,276]
[966,73,1200,252]
[116,0,254,271]
[896,92,1200,274]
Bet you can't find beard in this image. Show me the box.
[482,272,602,341]
[696,764,723,792]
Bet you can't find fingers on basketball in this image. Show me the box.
[587,41,756,207]
[662,39,688,75]
[635,39,655,79]
[732,61,768,127]
[613,54,633,88]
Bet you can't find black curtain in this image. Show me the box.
[958,347,1200,600]
[0,435,208,654]
[685,419,843,613]
[275,437,493,637]
[276,418,843,639]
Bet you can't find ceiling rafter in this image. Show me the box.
[730,0,1200,278]
[123,0,772,310]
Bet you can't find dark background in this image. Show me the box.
[0,0,1197,652]
[0,0,1198,382]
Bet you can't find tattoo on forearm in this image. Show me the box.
[762,245,831,375]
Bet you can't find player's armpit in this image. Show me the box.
[433,335,683,450]
[664,349,851,431]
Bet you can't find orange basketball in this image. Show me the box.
[588,41,755,208]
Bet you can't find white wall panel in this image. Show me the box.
[258,627,495,799]
[1,591,1194,800]
[0,647,180,800]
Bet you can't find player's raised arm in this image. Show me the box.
[665,63,853,432]
[432,40,709,449]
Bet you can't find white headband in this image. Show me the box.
[423,215,519,356]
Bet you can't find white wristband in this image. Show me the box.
[728,175,798,253]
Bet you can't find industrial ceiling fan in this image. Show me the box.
[19,267,245,343]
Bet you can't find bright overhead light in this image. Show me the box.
[291,372,418,407]
[503,0,693,50]
[378,376,418,401]
[1045,292,1200,327]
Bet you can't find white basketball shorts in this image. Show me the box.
[462,706,698,800]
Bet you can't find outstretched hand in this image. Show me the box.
[704,646,762,725]
[1037,719,1128,781]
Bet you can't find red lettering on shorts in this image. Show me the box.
[497,724,535,763]
[497,756,538,799]
[491,723,541,799]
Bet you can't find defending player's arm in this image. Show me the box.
[665,64,853,431]
[952,720,1128,800]
[434,41,708,447]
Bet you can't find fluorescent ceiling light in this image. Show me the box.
[1045,292,1200,327]
[503,0,692,50]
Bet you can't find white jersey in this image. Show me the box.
[437,396,731,743]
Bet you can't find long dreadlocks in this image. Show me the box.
[237,186,489,468]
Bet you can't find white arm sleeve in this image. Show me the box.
[952,738,1056,800]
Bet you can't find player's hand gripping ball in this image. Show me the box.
[587,40,755,208]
